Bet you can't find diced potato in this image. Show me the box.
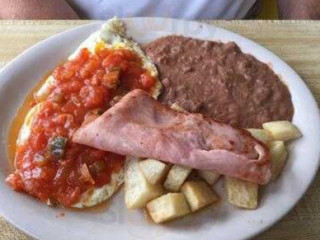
[246,128,273,143]
[262,121,302,141]
[225,177,258,209]
[139,158,170,184]
[124,156,163,209]
[197,170,220,185]
[170,103,187,113]
[163,165,192,191]
[268,141,288,180]
[146,193,190,223]
[181,181,219,212]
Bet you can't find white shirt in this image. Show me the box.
[66,0,256,20]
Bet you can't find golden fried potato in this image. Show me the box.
[262,121,302,141]
[124,156,163,209]
[268,141,288,180]
[163,165,192,192]
[181,181,219,212]
[225,177,258,209]
[197,170,220,185]
[146,193,190,223]
[139,159,170,184]
[246,128,273,144]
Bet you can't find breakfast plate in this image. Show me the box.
[0,18,320,240]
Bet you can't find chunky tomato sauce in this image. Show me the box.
[6,47,156,207]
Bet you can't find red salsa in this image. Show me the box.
[6,47,156,207]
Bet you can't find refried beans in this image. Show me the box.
[145,35,294,128]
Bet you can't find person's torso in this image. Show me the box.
[66,0,257,20]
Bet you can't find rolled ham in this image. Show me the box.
[73,89,271,184]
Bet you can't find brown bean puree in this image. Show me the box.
[145,36,294,128]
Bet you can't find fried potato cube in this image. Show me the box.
[262,121,302,141]
[124,156,163,209]
[246,128,273,143]
[225,177,258,209]
[139,159,170,184]
[163,165,192,191]
[268,141,288,180]
[197,170,220,185]
[181,181,219,212]
[146,193,190,223]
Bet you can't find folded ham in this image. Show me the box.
[73,89,271,184]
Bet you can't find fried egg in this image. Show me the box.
[17,18,162,208]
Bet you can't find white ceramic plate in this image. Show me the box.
[0,18,319,240]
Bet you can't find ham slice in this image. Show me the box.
[73,89,271,184]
